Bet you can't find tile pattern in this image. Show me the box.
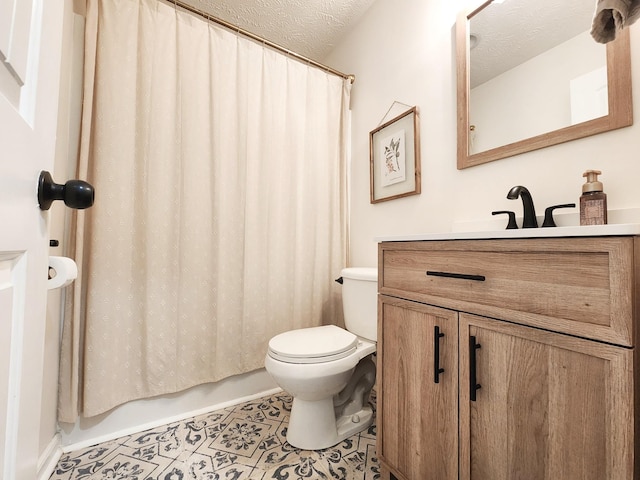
[51,390,380,480]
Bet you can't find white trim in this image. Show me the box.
[3,253,27,480]
[37,433,62,480]
[62,387,282,453]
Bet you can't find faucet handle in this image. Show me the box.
[542,203,576,228]
[492,210,518,230]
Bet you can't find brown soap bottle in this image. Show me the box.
[579,170,607,225]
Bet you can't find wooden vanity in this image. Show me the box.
[376,234,640,480]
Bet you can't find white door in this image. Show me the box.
[0,1,66,478]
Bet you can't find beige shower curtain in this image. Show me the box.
[58,0,350,421]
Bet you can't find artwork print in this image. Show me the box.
[369,106,420,203]
[380,130,406,187]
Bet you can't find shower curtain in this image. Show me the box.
[58,0,350,422]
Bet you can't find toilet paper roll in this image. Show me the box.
[48,256,78,290]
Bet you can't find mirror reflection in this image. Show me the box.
[456,0,633,169]
[469,0,605,154]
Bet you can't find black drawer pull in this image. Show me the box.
[434,326,445,383]
[427,271,485,282]
[470,335,482,401]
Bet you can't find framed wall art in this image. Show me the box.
[369,106,421,203]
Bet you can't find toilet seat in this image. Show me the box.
[268,325,358,364]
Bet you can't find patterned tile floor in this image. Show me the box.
[50,390,380,480]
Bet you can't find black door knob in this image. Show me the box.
[38,170,95,211]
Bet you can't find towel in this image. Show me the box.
[591,0,640,43]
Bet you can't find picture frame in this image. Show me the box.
[369,106,421,203]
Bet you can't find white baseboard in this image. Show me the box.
[37,433,63,480]
[62,386,282,453]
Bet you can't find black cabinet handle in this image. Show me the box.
[434,326,445,383]
[470,335,482,401]
[427,271,485,282]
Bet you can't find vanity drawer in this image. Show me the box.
[379,237,637,346]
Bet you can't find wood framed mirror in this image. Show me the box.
[456,0,633,170]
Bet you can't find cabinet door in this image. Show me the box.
[378,296,458,480]
[459,313,634,480]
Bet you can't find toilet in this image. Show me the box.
[264,267,378,450]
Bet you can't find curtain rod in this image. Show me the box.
[168,0,355,84]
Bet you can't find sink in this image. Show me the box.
[375,223,640,242]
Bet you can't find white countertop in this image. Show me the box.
[375,223,640,242]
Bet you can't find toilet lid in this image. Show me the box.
[268,325,358,364]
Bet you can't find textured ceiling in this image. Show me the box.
[175,0,597,83]
[470,0,596,87]
[179,0,378,61]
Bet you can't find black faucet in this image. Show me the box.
[507,185,538,228]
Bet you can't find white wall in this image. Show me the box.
[324,0,640,267]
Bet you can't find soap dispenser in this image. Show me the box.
[579,170,607,225]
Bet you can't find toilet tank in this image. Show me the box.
[341,267,378,342]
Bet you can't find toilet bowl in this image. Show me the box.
[264,267,378,450]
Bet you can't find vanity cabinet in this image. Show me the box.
[377,237,639,480]
[377,298,458,479]
[459,312,632,480]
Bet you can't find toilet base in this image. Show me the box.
[285,397,373,450]
[285,355,376,450]
[335,405,373,440]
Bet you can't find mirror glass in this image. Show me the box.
[456,0,633,169]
